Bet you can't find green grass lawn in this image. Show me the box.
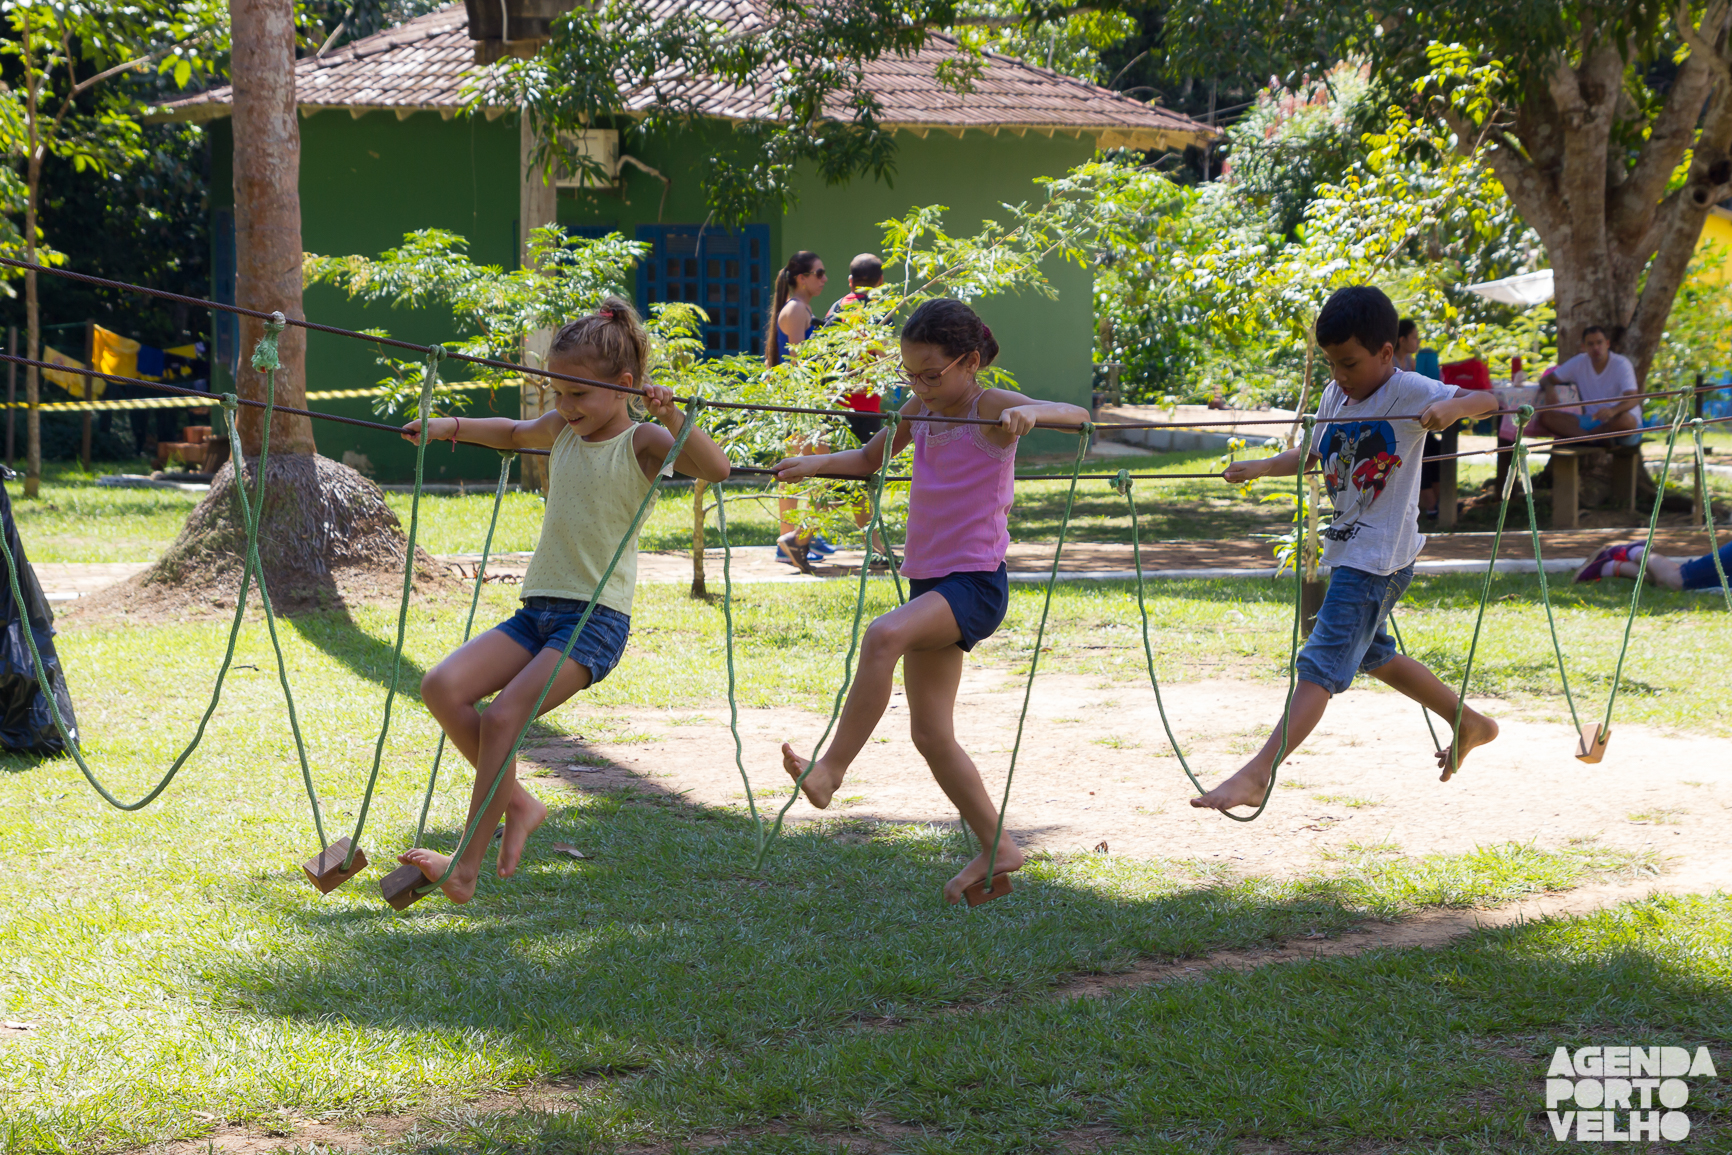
[1,455,1728,1153]
[0,565,1727,1152]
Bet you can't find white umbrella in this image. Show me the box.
[1464,269,1554,308]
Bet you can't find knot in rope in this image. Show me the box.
[250,312,287,372]
[426,344,448,365]
[1113,467,1132,497]
[1518,404,1535,422]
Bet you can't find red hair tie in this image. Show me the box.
[598,308,616,320]
[981,325,993,343]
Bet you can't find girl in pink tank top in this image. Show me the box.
[770,299,1090,904]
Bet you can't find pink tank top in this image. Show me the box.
[900,393,1018,579]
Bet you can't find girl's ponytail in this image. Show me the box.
[764,250,821,367]
[551,294,650,386]
[901,298,999,368]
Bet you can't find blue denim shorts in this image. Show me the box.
[909,564,1010,652]
[1295,564,1414,694]
[492,596,631,684]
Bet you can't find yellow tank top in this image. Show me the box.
[521,422,655,614]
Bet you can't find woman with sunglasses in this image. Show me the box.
[766,250,831,567]
[770,298,1090,903]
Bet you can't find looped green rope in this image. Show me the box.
[1595,398,1690,745]
[413,401,706,898]
[1121,419,1315,821]
[712,481,768,862]
[976,425,1090,897]
[411,450,518,850]
[342,346,444,870]
[758,410,903,866]
[0,333,287,811]
[1440,414,1526,777]
[1690,419,1731,610]
[1507,405,1585,736]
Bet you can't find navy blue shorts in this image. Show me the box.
[492,596,631,684]
[909,564,1010,652]
[1294,563,1413,694]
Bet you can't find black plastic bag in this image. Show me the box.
[0,472,77,754]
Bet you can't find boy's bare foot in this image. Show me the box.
[944,842,1026,905]
[498,787,547,879]
[396,847,477,904]
[1435,713,1499,781]
[782,742,843,808]
[1189,765,1273,811]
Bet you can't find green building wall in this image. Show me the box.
[211,113,1095,479]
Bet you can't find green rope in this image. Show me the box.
[1137,415,1315,823]
[1441,417,1525,777]
[976,427,1089,896]
[758,412,901,866]
[411,451,517,850]
[1508,410,1583,737]
[341,346,445,871]
[1597,400,1689,741]
[221,346,327,852]
[713,484,767,863]
[1384,613,1444,754]
[0,319,287,811]
[1691,419,1732,610]
[413,404,705,898]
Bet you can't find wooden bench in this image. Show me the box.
[1549,445,1642,529]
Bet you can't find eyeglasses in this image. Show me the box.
[897,352,964,387]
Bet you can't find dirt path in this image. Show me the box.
[533,672,1731,892]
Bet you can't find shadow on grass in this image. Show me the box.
[196,746,1731,1154]
[285,606,433,700]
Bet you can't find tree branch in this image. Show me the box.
[1676,0,1732,85]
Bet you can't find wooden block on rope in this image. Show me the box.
[962,873,1015,907]
[380,863,433,911]
[301,836,368,893]
[1576,723,1610,764]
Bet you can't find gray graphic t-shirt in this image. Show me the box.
[1312,370,1461,576]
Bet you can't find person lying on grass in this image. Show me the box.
[398,297,731,902]
[771,298,1091,903]
[1574,539,1732,592]
[1192,285,1501,814]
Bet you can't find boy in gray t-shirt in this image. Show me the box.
[1191,286,1501,816]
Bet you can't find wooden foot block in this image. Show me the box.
[963,873,1014,907]
[1576,723,1610,764]
[380,863,432,911]
[301,837,368,893]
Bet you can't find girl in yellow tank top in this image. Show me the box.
[395,296,730,905]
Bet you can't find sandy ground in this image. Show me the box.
[530,671,1731,894]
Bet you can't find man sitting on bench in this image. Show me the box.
[1536,325,1642,441]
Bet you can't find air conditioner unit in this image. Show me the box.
[553,130,621,189]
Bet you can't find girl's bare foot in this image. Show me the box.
[1189,764,1273,811]
[782,742,843,808]
[944,841,1025,905]
[1435,712,1499,781]
[498,787,547,878]
[396,847,478,904]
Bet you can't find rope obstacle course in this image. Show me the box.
[2,255,1729,906]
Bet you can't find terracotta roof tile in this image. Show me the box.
[159,2,1210,149]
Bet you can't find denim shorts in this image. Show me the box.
[1295,563,1414,694]
[909,564,1010,652]
[1681,542,1732,591]
[492,596,631,684]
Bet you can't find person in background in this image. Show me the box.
[1574,539,1732,592]
[765,251,830,568]
[1536,325,1642,440]
[826,252,890,447]
[1401,318,1442,518]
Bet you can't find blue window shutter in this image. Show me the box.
[636,224,770,358]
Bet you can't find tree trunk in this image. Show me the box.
[230,0,314,454]
[691,479,707,598]
[1463,9,1732,379]
[97,0,447,617]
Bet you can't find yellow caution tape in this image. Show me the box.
[0,382,501,412]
